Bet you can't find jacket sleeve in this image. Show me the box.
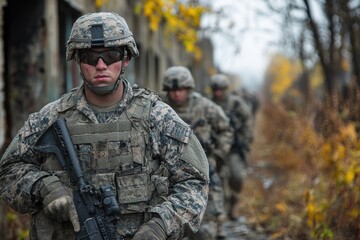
[148,101,209,240]
[0,112,54,214]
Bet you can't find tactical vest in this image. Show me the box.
[42,88,166,237]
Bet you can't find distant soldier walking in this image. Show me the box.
[210,74,254,220]
[162,66,233,240]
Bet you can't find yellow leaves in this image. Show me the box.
[265,101,359,238]
[150,16,161,31]
[305,190,328,234]
[305,202,325,229]
[135,0,208,60]
[266,54,302,103]
[3,207,31,239]
[306,202,316,217]
[321,143,332,157]
[95,0,110,9]
[344,166,356,185]
[333,143,346,162]
[339,123,357,143]
[319,122,360,186]
[258,96,360,238]
[142,0,163,31]
[18,229,30,239]
[5,212,17,222]
[303,121,360,238]
[342,158,360,186]
[178,3,204,28]
[309,63,324,89]
[275,202,287,214]
[349,208,360,218]
[340,58,351,72]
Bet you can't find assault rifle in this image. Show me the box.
[35,118,123,240]
[229,101,249,168]
[232,138,249,168]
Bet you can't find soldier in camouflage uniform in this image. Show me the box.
[161,66,233,240]
[0,12,209,240]
[210,74,254,220]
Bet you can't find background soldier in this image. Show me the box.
[161,66,233,240]
[233,88,260,117]
[0,12,209,240]
[210,73,254,220]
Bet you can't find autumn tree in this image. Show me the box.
[263,54,302,108]
[263,0,359,119]
[134,0,209,61]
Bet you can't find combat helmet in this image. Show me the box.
[210,74,230,89]
[163,66,195,90]
[66,12,139,61]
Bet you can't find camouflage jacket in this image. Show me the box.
[0,80,209,239]
[213,93,253,151]
[163,91,233,160]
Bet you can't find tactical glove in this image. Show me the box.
[133,216,167,240]
[39,176,80,232]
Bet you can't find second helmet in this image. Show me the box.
[163,66,195,90]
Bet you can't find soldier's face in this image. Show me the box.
[168,88,189,107]
[213,88,225,100]
[80,48,129,87]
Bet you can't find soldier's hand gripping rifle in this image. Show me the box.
[35,118,123,240]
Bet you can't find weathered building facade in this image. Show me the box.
[0,0,216,152]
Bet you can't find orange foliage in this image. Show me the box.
[252,81,360,239]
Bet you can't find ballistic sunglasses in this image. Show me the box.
[79,48,125,66]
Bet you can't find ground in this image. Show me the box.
[221,106,275,240]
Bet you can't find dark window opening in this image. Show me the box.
[59,1,81,92]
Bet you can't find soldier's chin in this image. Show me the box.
[171,99,186,107]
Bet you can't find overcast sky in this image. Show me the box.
[201,0,282,91]
[201,0,328,91]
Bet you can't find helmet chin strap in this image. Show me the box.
[83,76,122,95]
[80,68,124,95]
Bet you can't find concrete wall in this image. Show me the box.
[0,0,7,149]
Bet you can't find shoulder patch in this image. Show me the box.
[167,120,190,143]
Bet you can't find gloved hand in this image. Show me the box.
[39,176,80,232]
[133,216,167,240]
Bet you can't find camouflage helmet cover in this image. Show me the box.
[66,12,139,61]
[210,74,230,89]
[163,66,195,90]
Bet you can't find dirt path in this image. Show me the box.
[221,104,277,239]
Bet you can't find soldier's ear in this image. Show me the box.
[123,47,131,62]
[122,58,130,68]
